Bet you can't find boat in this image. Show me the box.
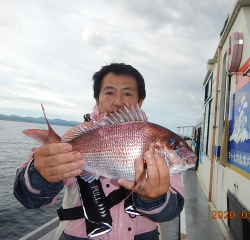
[191,0,250,239]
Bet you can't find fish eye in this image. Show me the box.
[171,142,180,150]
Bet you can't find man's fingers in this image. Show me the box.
[143,151,159,183]
[52,159,85,175]
[32,143,85,182]
[118,158,145,192]
[40,160,85,182]
[35,143,72,157]
[49,152,82,167]
[134,158,144,181]
[48,168,84,183]
[117,178,134,190]
[155,153,170,186]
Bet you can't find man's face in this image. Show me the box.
[96,72,144,114]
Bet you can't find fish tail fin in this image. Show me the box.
[22,104,61,144]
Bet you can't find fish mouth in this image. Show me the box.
[160,148,197,172]
[169,163,196,176]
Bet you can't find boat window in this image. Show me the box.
[203,101,211,155]
[204,74,212,102]
[223,75,231,121]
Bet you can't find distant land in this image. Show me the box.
[0,114,82,126]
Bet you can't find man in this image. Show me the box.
[14,63,184,240]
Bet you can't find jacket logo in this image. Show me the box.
[91,185,107,217]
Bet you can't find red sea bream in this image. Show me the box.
[23,105,197,183]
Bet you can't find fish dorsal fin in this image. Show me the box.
[61,104,147,142]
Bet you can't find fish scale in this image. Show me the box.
[73,121,149,181]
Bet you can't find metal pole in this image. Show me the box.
[209,47,221,202]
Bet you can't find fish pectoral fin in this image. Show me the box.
[123,168,148,201]
[22,104,61,144]
[41,104,61,143]
[22,129,51,144]
[79,171,99,183]
[132,167,147,191]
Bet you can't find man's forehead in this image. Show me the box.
[101,73,138,90]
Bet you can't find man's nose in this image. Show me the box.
[114,95,123,108]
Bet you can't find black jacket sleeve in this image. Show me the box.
[13,160,63,209]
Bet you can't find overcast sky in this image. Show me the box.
[0,0,235,132]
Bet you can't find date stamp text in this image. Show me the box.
[212,211,250,219]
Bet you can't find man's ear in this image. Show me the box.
[138,99,144,107]
[95,98,99,106]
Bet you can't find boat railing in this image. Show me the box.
[177,126,195,140]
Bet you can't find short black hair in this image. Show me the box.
[93,63,146,101]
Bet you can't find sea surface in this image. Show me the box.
[0,120,71,240]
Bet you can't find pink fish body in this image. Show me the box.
[23,105,197,182]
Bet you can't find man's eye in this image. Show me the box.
[105,92,113,95]
[124,93,132,96]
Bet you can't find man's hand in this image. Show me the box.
[118,151,170,201]
[33,143,84,183]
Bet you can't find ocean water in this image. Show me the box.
[0,120,71,240]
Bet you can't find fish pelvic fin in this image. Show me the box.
[22,104,61,144]
[61,104,147,142]
[79,170,99,183]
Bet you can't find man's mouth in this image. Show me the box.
[108,109,122,115]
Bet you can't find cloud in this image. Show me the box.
[0,0,236,131]
[17,82,52,91]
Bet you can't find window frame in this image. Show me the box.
[204,74,212,103]
[203,100,211,156]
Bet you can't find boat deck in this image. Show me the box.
[158,169,232,240]
[180,170,232,240]
[20,170,234,240]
